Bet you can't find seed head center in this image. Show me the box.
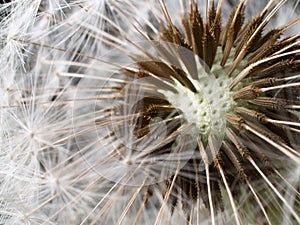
[160,72,234,140]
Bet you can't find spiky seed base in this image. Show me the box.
[102,0,300,224]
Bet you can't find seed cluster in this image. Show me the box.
[111,0,300,223]
[1,0,299,224]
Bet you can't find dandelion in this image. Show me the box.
[0,0,300,225]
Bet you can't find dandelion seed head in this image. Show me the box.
[1,0,300,224]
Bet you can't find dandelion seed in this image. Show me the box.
[0,0,300,225]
